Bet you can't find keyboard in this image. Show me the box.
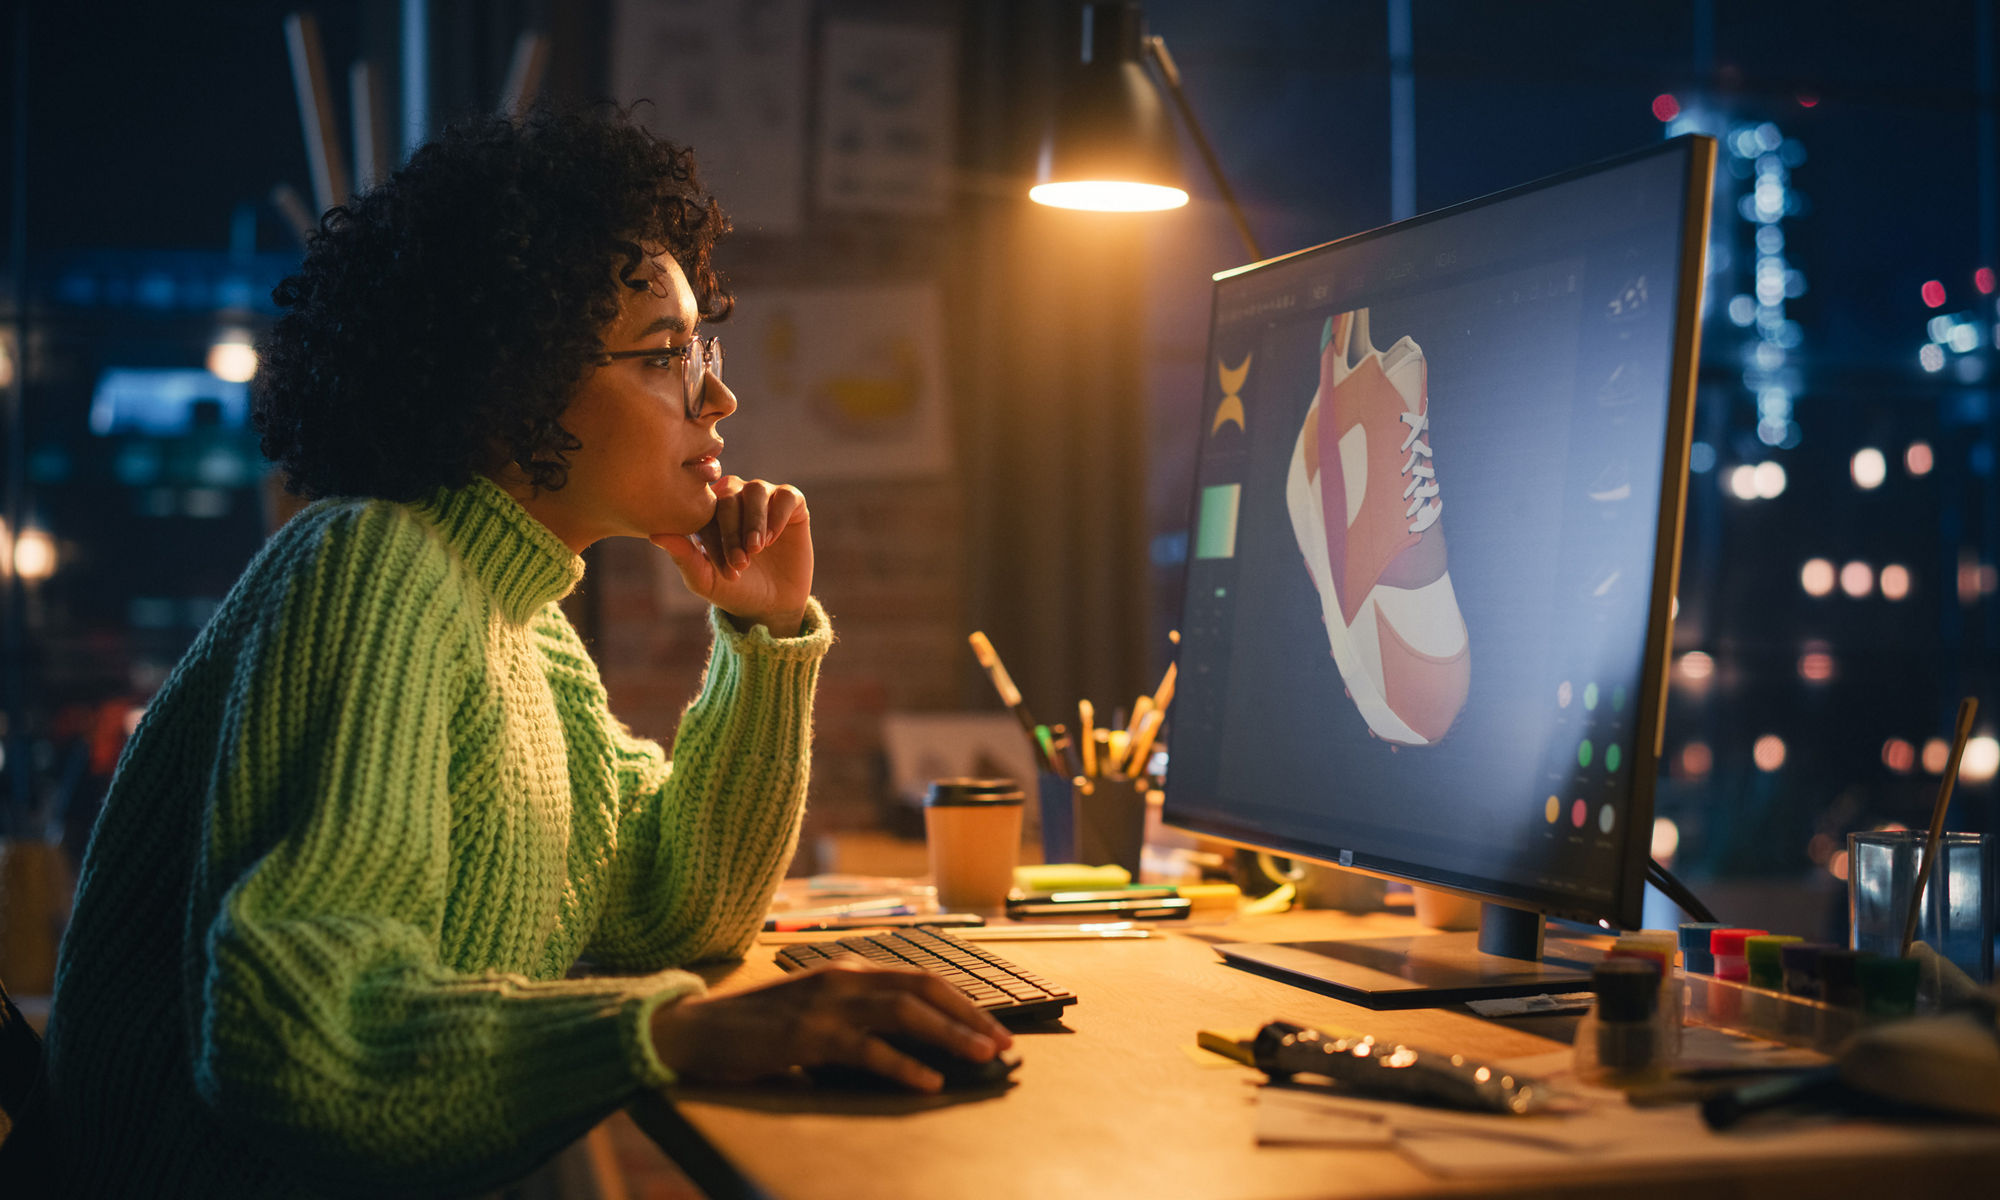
[775,926,1078,1024]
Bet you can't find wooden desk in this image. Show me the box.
[631,909,2000,1199]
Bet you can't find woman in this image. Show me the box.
[43,108,1008,1199]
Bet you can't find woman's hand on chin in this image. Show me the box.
[651,476,813,637]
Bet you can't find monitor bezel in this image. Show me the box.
[1162,134,1716,930]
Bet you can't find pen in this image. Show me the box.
[765,912,985,932]
[969,631,1063,775]
[1048,722,1081,779]
[763,905,913,930]
[956,923,1152,941]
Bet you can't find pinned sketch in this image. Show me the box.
[611,0,810,235]
[815,21,956,216]
[716,283,952,481]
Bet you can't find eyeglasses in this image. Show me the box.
[601,334,724,420]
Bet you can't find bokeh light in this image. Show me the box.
[1727,464,1759,499]
[1906,442,1934,475]
[1961,736,2000,783]
[1850,447,1886,489]
[1797,650,1834,682]
[206,333,258,384]
[1829,849,1850,881]
[1921,343,1947,372]
[1753,734,1787,771]
[1881,738,1916,773]
[1880,564,1911,600]
[1679,742,1713,778]
[1980,267,1997,295]
[1922,737,1950,773]
[1753,461,1787,498]
[1923,279,1947,308]
[1651,816,1680,862]
[1651,93,1680,122]
[1958,559,1998,603]
[1840,560,1874,598]
[1677,651,1714,681]
[1800,558,1835,597]
[12,529,54,581]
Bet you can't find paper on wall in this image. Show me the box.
[611,0,811,236]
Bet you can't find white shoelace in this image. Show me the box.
[1399,411,1442,533]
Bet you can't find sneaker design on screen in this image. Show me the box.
[1285,308,1470,746]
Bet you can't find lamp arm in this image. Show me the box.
[1144,35,1264,261]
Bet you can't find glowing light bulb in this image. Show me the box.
[1029,181,1189,212]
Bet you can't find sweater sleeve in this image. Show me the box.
[189,505,695,1195]
[583,598,833,970]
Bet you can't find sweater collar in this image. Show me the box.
[417,477,584,623]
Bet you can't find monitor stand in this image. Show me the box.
[1213,902,1597,1010]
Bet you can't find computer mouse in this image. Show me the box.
[806,1033,1021,1092]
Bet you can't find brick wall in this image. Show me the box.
[574,478,966,872]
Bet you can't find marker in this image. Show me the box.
[969,631,1062,774]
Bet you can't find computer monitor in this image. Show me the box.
[1163,136,1716,1008]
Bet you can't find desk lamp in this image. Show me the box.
[1030,1,1264,260]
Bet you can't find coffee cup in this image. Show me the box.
[924,778,1025,914]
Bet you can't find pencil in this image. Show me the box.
[1117,697,1155,770]
[1150,661,1177,715]
[1126,708,1165,780]
[1079,699,1098,778]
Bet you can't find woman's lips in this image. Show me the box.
[687,455,722,483]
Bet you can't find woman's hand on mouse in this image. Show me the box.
[649,960,1013,1092]
[653,476,813,637]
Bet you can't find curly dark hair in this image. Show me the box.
[253,107,731,501]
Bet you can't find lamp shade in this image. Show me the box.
[1031,3,1187,212]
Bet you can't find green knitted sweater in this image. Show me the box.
[44,477,830,1198]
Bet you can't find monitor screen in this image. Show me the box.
[1164,137,1713,930]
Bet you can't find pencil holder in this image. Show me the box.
[1074,775,1149,880]
[1037,773,1076,864]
